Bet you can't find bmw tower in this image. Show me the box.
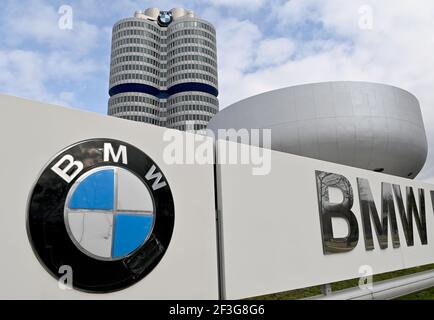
[108,8,219,132]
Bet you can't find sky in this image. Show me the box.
[1,0,434,181]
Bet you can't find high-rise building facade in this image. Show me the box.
[108,8,219,132]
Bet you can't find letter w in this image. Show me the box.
[145,165,167,191]
[393,185,427,246]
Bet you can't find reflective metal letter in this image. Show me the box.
[392,185,428,246]
[315,171,359,254]
[431,191,434,217]
[357,179,400,250]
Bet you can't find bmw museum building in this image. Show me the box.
[1,88,434,300]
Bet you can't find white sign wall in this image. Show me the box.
[216,140,434,299]
[1,94,434,300]
[0,95,219,299]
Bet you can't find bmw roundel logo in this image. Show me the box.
[158,11,173,27]
[27,139,175,293]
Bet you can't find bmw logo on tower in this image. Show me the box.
[157,11,173,26]
[27,139,175,293]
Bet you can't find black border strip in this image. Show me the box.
[109,82,219,98]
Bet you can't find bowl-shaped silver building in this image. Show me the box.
[208,82,428,178]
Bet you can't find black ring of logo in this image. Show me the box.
[27,139,175,293]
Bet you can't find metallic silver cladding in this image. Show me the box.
[207,82,428,178]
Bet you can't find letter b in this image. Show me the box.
[51,155,84,183]
[315,171,359,254]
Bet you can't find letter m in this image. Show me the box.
[104,143,127,164]
[357,179,400,250]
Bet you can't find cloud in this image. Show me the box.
[217,19,262,71]
[203,0,266,9]
[0,49,99,106]
[214,18,262,105]
[2,1,101,55]
[59,91,77,105]
[0,0,433,181]
[214,0,434,180]
[0,50,46,97]
[255,38,295,67]
[0,0,108,110]
[273,0,322,26]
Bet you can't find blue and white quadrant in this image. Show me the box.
[64,167,155,260]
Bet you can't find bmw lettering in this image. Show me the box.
[27,139,175,293]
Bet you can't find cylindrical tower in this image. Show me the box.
[108,8,219,131]
[166,14,219,131]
